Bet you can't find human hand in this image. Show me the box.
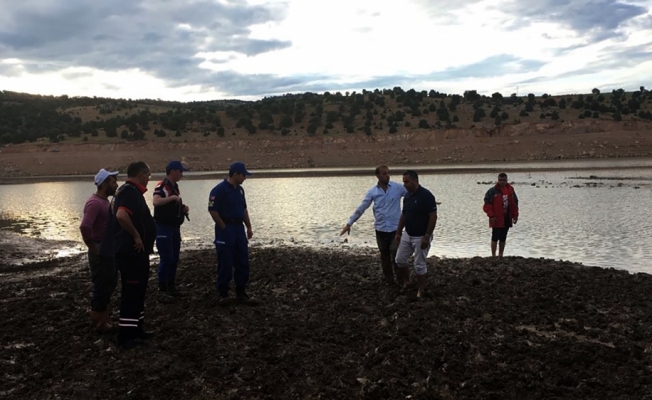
[394,232,402,246]
[340,224,351,236]
[247,227,253,239]
[490,217,497,225]
[420,236,429,249]
[182,205,190,214]
[133,236,144,252]
[169,195,181,203]
[512,217,518,225]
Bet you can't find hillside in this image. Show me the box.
[1,87,652,177]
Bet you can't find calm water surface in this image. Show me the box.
[1,164,652,273]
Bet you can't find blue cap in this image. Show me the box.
[166,160,189,172]
[229,162,252,176]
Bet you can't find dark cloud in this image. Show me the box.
[0,0,291,93]
[502,0,648,42]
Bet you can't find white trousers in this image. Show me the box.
[395,231,432,275]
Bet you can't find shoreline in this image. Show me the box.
[3,155,652,184]
[2,246,652,398]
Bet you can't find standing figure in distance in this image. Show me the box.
[207,162,257,305]
[340,165,407,285]
[154,160,190,296]
[483,172,519,257]
[79,168,119,330]
[394,170,438,298]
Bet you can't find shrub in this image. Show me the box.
[418,119,430,129]
[519,110,529,117]
[217,126,225,137]
[389,125,398,133]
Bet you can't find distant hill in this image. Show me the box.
[1,87,650,145]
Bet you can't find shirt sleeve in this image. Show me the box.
[426,192,437,213]
[153,181,167,198]
[208,187,220,212]
[116,186,139,216]
[79,200,100,242]
[347,187,374,226]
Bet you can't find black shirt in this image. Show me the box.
[100,181,156,256]
[153,178,185,227]
[402,185,437,237]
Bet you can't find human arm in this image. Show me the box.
[512,190,519,224]
[483,188,496,224]
[116,208,144,252]
[79,201,101,254]
[394,213,405,245]
[421,211,437,249]
[209,210,226,230]
[343,188,375,233]
[153,194,180,207]
[244,209,253,239]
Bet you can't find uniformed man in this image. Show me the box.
[153,160,190,296]
[207,162,257,305]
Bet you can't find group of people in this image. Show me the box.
[340,166,519,297]
[79,160,255,349]
[79,160,519,349]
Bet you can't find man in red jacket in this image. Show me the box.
[483,172,519,257]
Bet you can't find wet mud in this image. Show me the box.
[2,247,652,399]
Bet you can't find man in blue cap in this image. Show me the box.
[153,160,190,296]
[207,161,257,305]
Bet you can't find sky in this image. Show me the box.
[0,0,651,101]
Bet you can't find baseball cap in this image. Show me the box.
[229,162,252,176]
[94,168,119,186]
[166,160,189,172]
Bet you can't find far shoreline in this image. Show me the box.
[3,156,652,185]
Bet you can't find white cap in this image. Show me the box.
[94,169,119,186]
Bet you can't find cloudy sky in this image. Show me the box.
[1,0,651,101]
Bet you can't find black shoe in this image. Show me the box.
[136,329,155,341]
[166,286,188,297]
[218,296,232,307]
[117,337,147,350]
[159,283,169,292]
[235,289,260,306]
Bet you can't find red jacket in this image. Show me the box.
[483,184,519,228]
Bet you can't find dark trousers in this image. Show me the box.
[88,249,118,312]
[156,224,181,288]
[214,224,249,297]
[375,230,398,282]
[116,252,150,342]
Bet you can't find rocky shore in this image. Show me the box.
[2,247,652,399]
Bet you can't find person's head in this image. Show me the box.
[402,170,419,193]
[228,162,252,185]
[127,161,151,186]
[165,160,189,183]
[497,172,508,188]
[375,165,390,185]
[94,169,119,196]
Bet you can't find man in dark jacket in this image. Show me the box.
[100,161,157,349]
[483,172,519,257]
[154,160,190,296]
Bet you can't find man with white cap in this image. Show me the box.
[79,168,119,331]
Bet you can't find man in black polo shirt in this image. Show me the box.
[100,161,156,349]
[154,160,190,296]
[394,170,437,298]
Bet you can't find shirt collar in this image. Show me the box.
[126,179,148,194]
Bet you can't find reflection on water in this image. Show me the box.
[1,164,652,273]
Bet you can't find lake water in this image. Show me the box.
[1,160,652,273]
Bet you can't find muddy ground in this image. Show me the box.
[2,247,652,399]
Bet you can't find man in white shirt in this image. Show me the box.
[341,165,407,285]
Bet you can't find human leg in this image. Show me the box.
[156,224,174,290]
[395,232,415,288]
[412,236,432,297]
[214,230,235,298]
[376,230,395,283]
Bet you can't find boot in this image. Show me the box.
[166,279,187,297]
